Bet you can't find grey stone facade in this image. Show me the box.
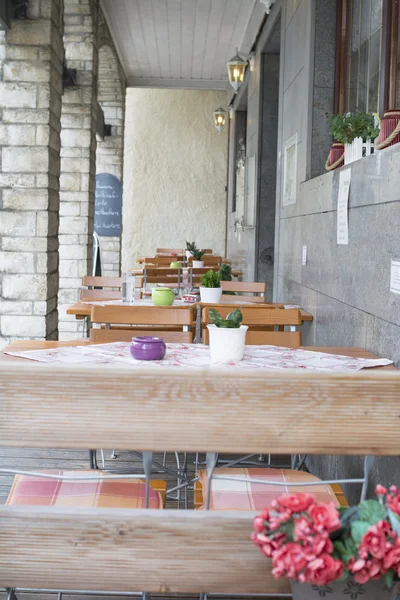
[0,0,64,348]
[0,0,126,346]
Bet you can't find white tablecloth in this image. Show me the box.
[5,342,393,371]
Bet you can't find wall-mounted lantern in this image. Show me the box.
[227,48,247,92]
[213,106,226,133]
[259,0,277,13]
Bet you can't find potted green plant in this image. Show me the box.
[207,308,248,362]
[185,241,196,260]
[328,112,380,166]
[191,248,205,268]
[252,484,400,599]
[200,269,222,303]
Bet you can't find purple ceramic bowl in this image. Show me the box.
[130,336,166,361]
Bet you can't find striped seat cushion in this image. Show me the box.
[6,470,163,509]
[196,468,339,511]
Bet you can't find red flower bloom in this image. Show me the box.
[302,553,343,586]
[360,521,390,559]
[253,516,266,533]
[277,493,315,513]
[387,493,400,516]
[308,502,341,533]
[383,546,400,573]
[375,484,387,496]
[348,557,384,584]
[302,534,334,561]
[293,516,314,540]
[271,543,308,579]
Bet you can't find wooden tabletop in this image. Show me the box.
[0,340,394,369]
[66,300,314,321]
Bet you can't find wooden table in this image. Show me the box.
[1,340,394,369]
[67,300,314,322]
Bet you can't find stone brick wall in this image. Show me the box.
[57,0,99,339]
[96,31,125,278]
[0,0,63,349]
[57,2,125,337]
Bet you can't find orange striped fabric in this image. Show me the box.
[197,468,338,511]
[7,470,163,509]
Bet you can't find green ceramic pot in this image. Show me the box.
[152,287,175,306]
[170,261,182,268]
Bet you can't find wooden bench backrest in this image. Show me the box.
[202,307,302,345]
[82,276,122,288]
[188,255,225,265]
[220,281,266,295]
[142,256,179,266]
[90,305,195,343]
[0,365,400,592]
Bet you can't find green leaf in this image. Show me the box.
[351,521,371,545]
[388,508,400,536]
[226,308,243,328]
[358,500,386,524]
[385,570,395,590]
[209,308,223,327]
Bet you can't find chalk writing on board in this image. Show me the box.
[94,173,122,237]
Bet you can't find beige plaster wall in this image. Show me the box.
[122,88,228,269]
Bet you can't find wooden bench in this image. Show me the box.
[0,365,399,593]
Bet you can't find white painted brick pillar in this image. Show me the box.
[96,44,125,277]
[58,0,98,339]
[0,0,63,349]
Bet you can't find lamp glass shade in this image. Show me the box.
[227,51,247,91]
[213,106,226,132]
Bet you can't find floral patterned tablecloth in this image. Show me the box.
[5,342,393,371]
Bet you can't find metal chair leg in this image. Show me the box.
[89,450,98,470]
[110,450,118,459]
[6,590,19,600]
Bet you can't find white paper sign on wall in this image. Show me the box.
[282,133,297,206]
[390,260,400,294]
[302,245,307,265]
[337,168,351,245]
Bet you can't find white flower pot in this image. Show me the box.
[207,324,248,362]
[192,260,204,268]
[200,287,223,303]
[185,250,193,260]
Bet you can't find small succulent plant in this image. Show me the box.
[209,308,243,328]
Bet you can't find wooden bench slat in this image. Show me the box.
[0,507,289,594]
[0,365,399,454]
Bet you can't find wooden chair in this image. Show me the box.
[142,256,180,266]
[188,255,227,266]
[220,280,267,303]
[90,305,195,343]
[201,306,302,346]
[80,276,144,302]
[1,364,398,594]
[143,267,182,289]
[80,275,122,301]
[156,247,184,255]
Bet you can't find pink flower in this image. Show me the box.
[302,553,343,585]
[383,546,400,572]
[253,516,267,533]
[348,557,384,584]
[293,516,314,540]
[387,493,400,516]
[308,502,341,533]
[251,532,286,557]
[302,534,334,561]
[277,493,315,513]
[360,521,390,559]
[271,542,308,579]
[375,484,387,496]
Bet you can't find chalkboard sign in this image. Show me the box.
[94,173,122,237]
